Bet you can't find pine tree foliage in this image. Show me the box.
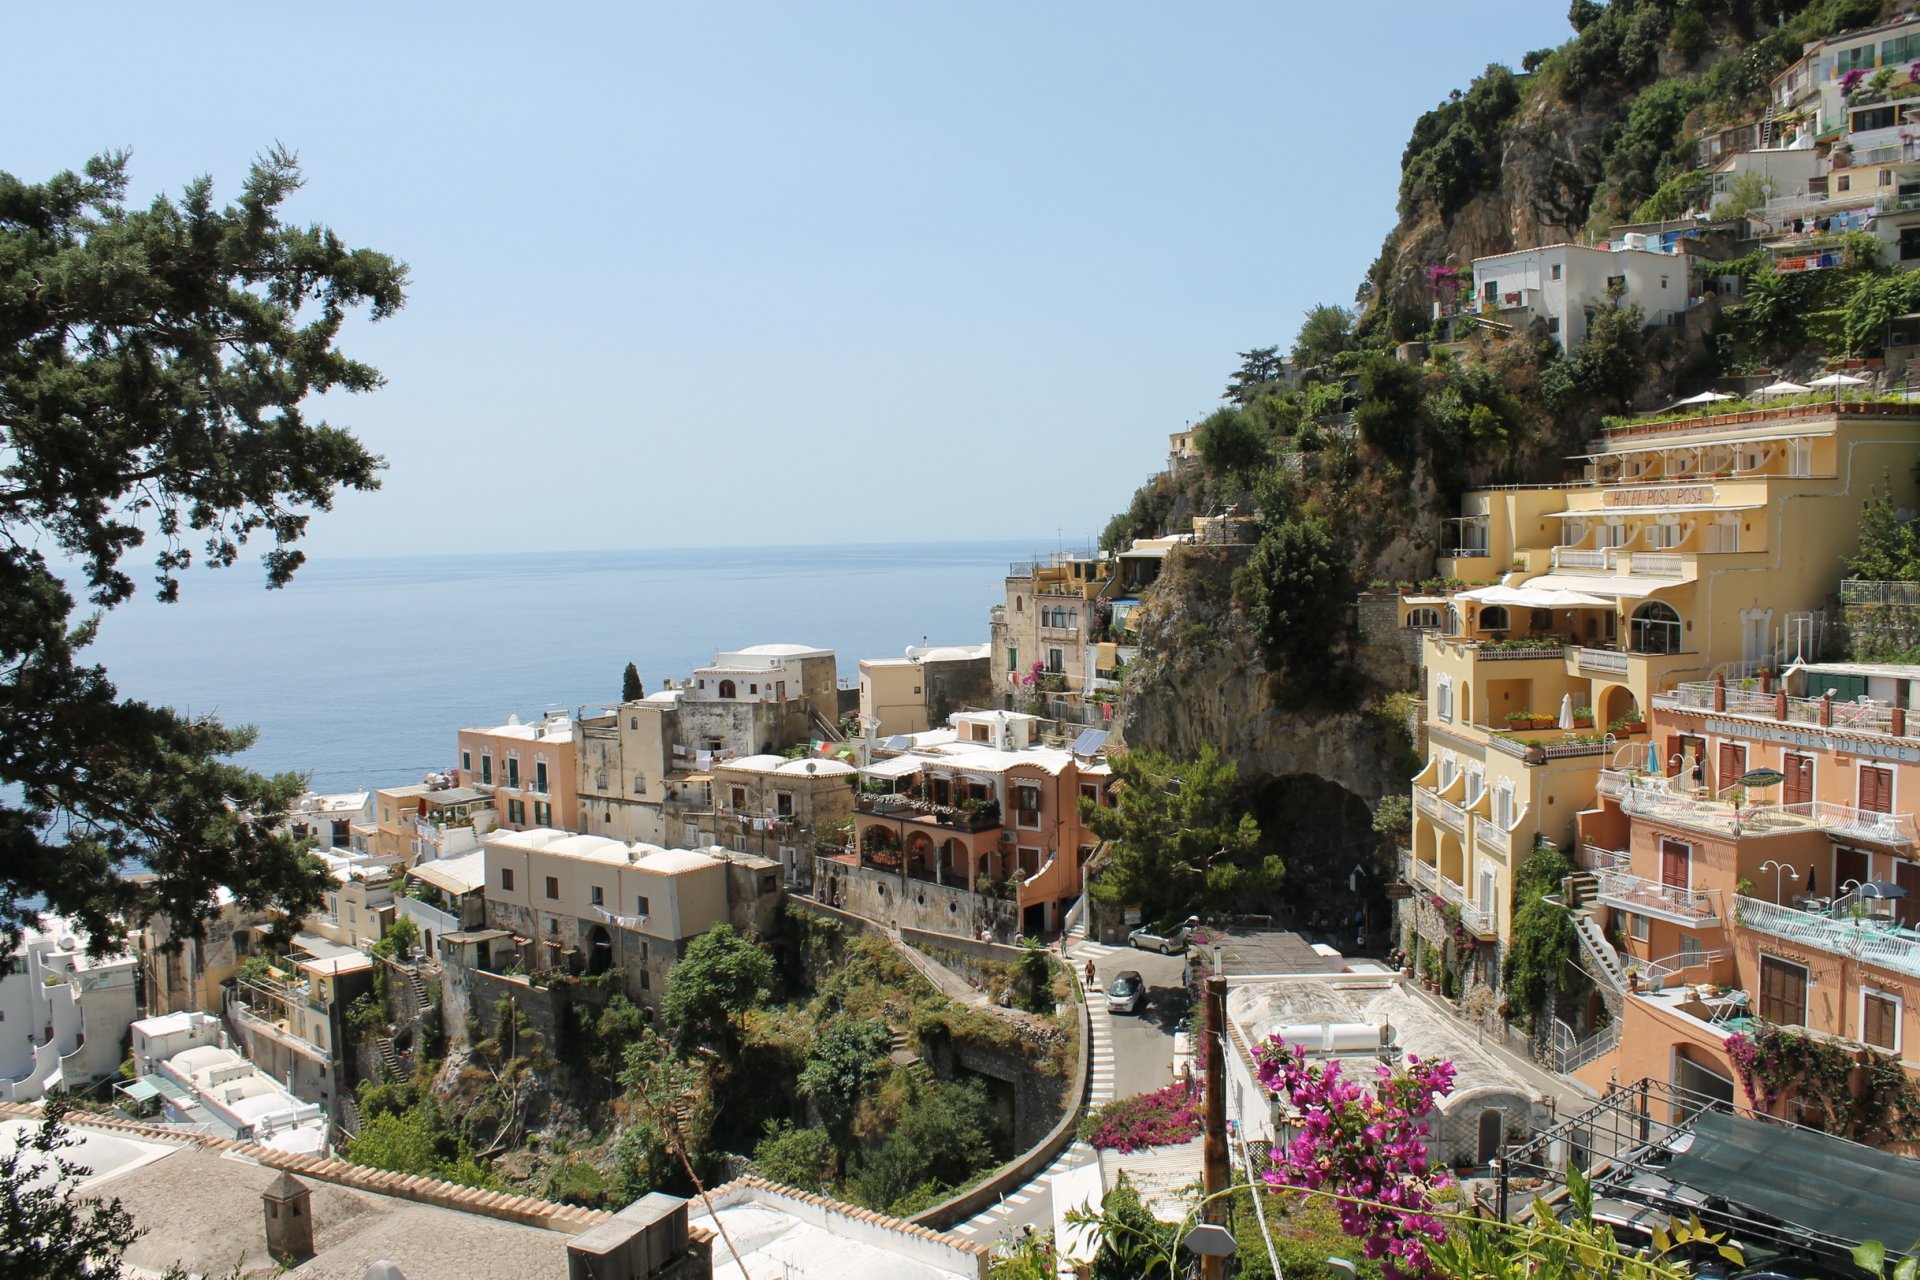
[0,150,408,951]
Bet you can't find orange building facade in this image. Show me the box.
[1574,663,1920,1111]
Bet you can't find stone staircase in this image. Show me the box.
[373,1035,405,1083]
[1571,909,1627,994]
[338,1091,364,1141]
[403,967,433,1012]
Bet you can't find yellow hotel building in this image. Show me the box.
[1404,401,1920,1008]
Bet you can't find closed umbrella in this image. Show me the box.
[1558,694,1575,730]
[1645,740,1659,773]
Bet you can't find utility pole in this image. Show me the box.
[1202,974,1231,1280]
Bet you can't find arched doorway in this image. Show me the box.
[718,679,737,698]
[906,832,935,882]
[1630,601,1681,654]
[587,925,613,977]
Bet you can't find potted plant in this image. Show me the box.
[1505,712,1531,730]
[1609,714,1647,735]
[1573,705,1595,728]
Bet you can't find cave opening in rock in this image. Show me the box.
[1242,773,1395,951]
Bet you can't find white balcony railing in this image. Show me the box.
[1476,819,1511,858]
[1433,872,1466,906]
[1551,547,1610,571]
[1735,895,1920,981]
[1576,647,1630,675]
[1595,868,1720,926]
[1631,553,1684,577]
[1410,860,1439,891]
[1459,899,1497,937]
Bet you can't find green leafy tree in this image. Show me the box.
[622,662,644,702]
[1844,272,1920,357]
[1541,304,1645,419]
[752,1123,838,1191]
[0,1103,144,1277]
[1013,935,1056,1014]
[796,1016,892,1140]
[1735,268,1808,360]
[1242,514,1348,673]
[1291,304,1353,370]
[1086,1176,1177,1280]
[1351,354,1425,463]
[663,924,773,1054]
[0,150,407,951]
[1081,746,1272,922]
[851,1079,997,1214]
[1502,842,1581,1026]
[1848,472,1920,582]
[1194,406,1267,478]
[1223,345,1288,405]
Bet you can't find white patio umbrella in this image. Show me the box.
[1558,693,1575,730]
[1809,371,1868,402]
[1672,390,1735,406]
[1753,380,1810,397]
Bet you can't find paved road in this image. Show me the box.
[949,935,1188,1251]
[1083,939,1187,1099]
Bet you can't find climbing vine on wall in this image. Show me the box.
[1725,1024,1920,1144]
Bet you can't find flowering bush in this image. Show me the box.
[1256,1039,1457,1280]
[1842,67,1868,94]
[1910,60,1920,84]
[1079,1079,1201,1153]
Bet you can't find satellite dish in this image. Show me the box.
[1379,1020,1396,1047]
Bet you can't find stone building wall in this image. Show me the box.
[814,859,1018,941]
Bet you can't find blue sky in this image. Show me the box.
[9,3,1573,557]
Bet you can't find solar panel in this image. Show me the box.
[1071,728,1109,756]
[881,735,911,751]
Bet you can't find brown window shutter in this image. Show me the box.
[1861,766,1893,814]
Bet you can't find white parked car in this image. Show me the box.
[1106,970,1146,1015]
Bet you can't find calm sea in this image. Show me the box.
[81,540,1046,794]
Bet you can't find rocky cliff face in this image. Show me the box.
[1377,86,1624,321]
[1115,548,1407,805]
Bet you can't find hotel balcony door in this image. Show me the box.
[1660,837,1691,890]
[1716,742,1747,794]
[1835,845,1870,898]
[1783,754,1813,807]
[1897,858,1920,928]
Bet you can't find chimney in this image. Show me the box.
[262,1171,314,1264]
[567,1193,710,1279]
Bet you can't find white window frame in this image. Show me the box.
[1436,674,1454,724]
[1861,985,1904,1055]
[1629,912,1650,942]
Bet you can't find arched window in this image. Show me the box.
[1630,601,1682,654]
[1407,607,1441,629]
[718,679,737,698]
[1480,605,1510,633]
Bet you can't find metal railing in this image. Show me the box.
[1581,843,1631,872]
[1549,1019,1620,1074]
[1735,895,1920,981]
[1432,872,1466,906]
[1631,552,1684,577]
[1551,547,1609,571]
[1840,578,1920,606]
[1459,898,1496,936]
[1575,647,1629,674]
[1594,868,1720,924]
[1410,860,1439,891]
[1476,820,1511,858]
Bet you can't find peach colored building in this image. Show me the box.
[1571,660,1920,1111]
[457,711,577,834]
[820,710,1110,939]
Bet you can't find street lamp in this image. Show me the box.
[1758,859,1799,906]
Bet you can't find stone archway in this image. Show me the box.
[587,925,613,977]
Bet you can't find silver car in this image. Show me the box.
[1128,915,1198,954]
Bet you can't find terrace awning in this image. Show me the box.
[1662,1108,1920,1248]
[1521,573,1666,599]
[1454,583,1612,608]
[859,756,923,779]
